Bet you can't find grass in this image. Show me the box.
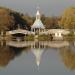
[64,32,75,41]
[24,35,34,41]
[38,34,53,41]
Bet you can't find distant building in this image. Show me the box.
[31,9,45,35]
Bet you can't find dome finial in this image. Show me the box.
[36,6,41,20]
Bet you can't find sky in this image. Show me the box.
[0,0,75,16]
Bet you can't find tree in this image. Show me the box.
[41,15,60,29]
[59,7,75,30]
[22,14,33,27]
[0,9,15,32]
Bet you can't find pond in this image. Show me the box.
[0,40,75,75]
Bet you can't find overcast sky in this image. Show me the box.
[0,0,75,16]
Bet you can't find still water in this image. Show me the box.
[0,40,75,75]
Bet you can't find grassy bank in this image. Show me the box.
[38,34,53,41]
[64,32,75,41]
[24,35,34,41]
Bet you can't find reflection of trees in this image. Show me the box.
[0,45,29,67]
[9,46,29,56]
[0,46,15,67]
[59,47,75,70]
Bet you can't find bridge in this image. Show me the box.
[6,29,35,35]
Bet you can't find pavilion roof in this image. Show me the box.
[31,19,45,29]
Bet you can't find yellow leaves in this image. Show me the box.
[0,9,9,15]
[60,7,75,29]
[0,8,15,31]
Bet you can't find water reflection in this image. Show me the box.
[0,46,15,67]
[0,40,29,68]
[0,39,75,72]
[6,40,69,48]
[59,44,75,70]
[31,48,45,67]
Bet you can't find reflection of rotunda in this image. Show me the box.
[31,48,44,67]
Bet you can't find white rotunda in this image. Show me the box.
[31,9,45,35]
